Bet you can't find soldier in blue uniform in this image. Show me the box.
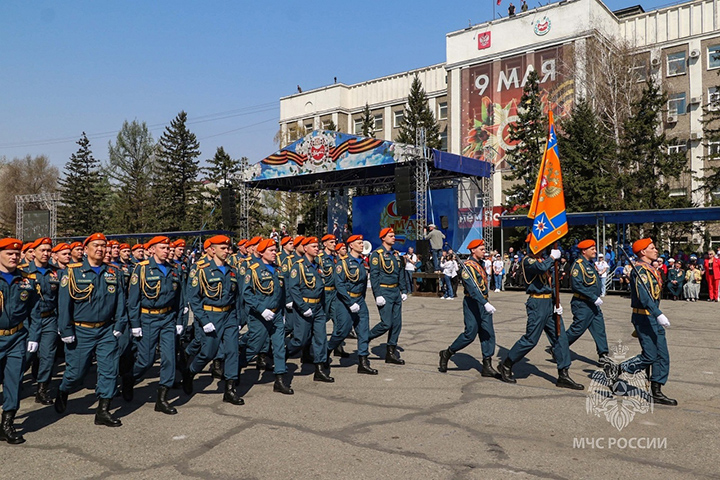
[23,237,60,405]
[238,236,272,371]
[54,233,128,427]
[182,235,244,405]
[286,236,334,382]
[130,243,145,265]
[278,236,296,337]
[319,234,349,359]
[498,237,583,389]
[329,235,377,375]
[438,239,499,378]
[113,242,135,401]
[125,236,184,414]
[368,228,408,364]
[69,241,84,264]
[0,238,39,444]
[566,239,610,364]
[52,243,72,270]
[241,239,293,394]
[607,238,677,406]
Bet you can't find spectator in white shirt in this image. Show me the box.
[404,247,418,293]
[493,254,504,292]
[596,256,609,297]
[441,251,458,299]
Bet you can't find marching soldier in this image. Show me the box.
[328,235,378,375]
[69,242,83,264]
[438,239,499,378]
[0,238,39,444]
[20,240,36,269]
[54,233,128,427]
[565,239,610,364]
[319,234,348,358]
[498,238,583,390]
[241,239,293,394]
[182,235,244,405]
[108,240,121,264]
[52,243,72,270]
[607,238,677,406]
[286,236,334,382]
[368,228,408,364]
[130,244,145,264]
[238,236,272,370]
[278,236,296,337]
[125,236,184,414]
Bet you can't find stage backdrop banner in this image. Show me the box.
[352,188,458,253]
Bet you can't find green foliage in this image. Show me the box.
[395,75,441,149]
[201,148,243,232]
[698,71,720,205]
[324,120,337,132]
[360,103,375,138]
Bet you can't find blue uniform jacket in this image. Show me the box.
[0,269,39,335]
[127,258,184,328]
[24,262,60,341]
[631,262,663,318]
[369,246,407,296]
[334,254,367,307]
[570,258,601,301]
[520,255,554,295]
[187,259,241,328]
[460,259,489,306]
[287,255,325,313]
[242,260,284,317]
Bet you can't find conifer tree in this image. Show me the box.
[396,75,441,149]
[360,103,375,138]
[698,73,720,205]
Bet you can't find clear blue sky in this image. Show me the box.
[1,0,677,171]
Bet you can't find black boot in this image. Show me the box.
[211,359,224,379]
[385,345,405,365]
[545,345,556,363]
[357,355,378,375]
[256,353,268,371]
[556,368,584,390]
[498,358,516,384]
[121,373,134,402]
[94,398,122,427]
[182,367,195,395]
[273,374,294,395]
[481,357,500,378]
[438,349,453,373]
[651,382,678,406]
[333,345,350,358]
[301,345,313,364]
[155,386,178,415]
[54,389,69,414]
[35,382,54,405]
[223,379,245,405]
[313,364,335,382]
[0,410,25,445]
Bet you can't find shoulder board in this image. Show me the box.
[198,263,210,269]
[139,260,150,265]
[18,262,28,269]
[249,263,260,270]
[68,262,82,268]
[21,271,36,279]
[577,258,583,263]
[375,248,383,253]
[196,260,208,267]
[296,258,305,263]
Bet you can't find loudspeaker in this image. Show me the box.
[297,223,306,235]
[440,215,449,230]
[220,187,237,229]
[415,240,430,272]
[396,192,416,216]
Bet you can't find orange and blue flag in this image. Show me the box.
[527,111,568,254]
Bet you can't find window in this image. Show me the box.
[708,141,720,156]
[667,52,686,76]
[304,123,313,134]
[440,130,448,151]
[668,142,688,155]
[709,87,720,111]
[668,93,687,116]
[321,120,331,130]
[631,60,647,82]
[438,102,448,120]
[373,114,383,131]
[708,45,720,69]
[353,118,363,135]
[393,110,404,128]
[669,188,688,198]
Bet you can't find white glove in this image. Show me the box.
[657,314,670,327]
[550,249,561,260]
[183,306,189,315]
[61,335,75,344]
[27,341,39,353]
[401,293,408,302]
[484,302,496,314]
[553,305,564,316]
[113,330,122,338]
[203,322,216,333]
[303,308,313,318]
[262,309,275,321]
[594,297,603,306]
[131,327,143,338]
[350,303,360,313]
[376,296,386,307]
[176,325,184,335]
[285,302,293,309]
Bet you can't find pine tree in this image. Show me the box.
[503,69,547,211]
[360,103,375,138]
[202,147,243,230]
[325,120,337,132]
[58,133,109,235]
[396,75,441,149]
[153,111,202,231]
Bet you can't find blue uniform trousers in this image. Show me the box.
[133,312,176,388]
[621,313,670,384]
[59,323,119,399]
[449,297,496,358]
[328,299,370,356]
[25,316,58,384]
[188,312,238,381]
[1,328,27,411]
[369,288,402,346]
[283,305,296,336]
[507,297,571,370]
[286,303,327,363]
[240,313,287,374]
[567,298,609,356]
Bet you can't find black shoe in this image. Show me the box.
[438,349,452,373]
[54,389,69,414]
[0,410,25,445]
[481,357,500,378]
[94,398,122,427]
[301,345,313,364]
[545,345,556,363]
[313,364,335,383]
[35,382,54,405]
[333,345,350,358]
[182,368,195,395]
[498,358,516,384]
[273,374,294,395]
[598,353,612,366]
[155,386,178,415]
[385,345,405,365]
[223,380,245,405]
[556,368,584,390]
[256,352,268,371]
[357,355,378,375]
[211,359,224,379]
[651,382,678,406]
[121,373,134,402]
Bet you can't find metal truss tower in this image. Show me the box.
[237,157,250,238]
[15,192,62,241]
[415,128,429,241]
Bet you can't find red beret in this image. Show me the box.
[257,238,276,254]
[335,242,345,251]
[35,237,52,247]
[52,242,71,253]
[246,236,263,248]
[577,239,595,250]
[21,241,35,253]
[83,233,106,248]
[208,235,231,246]
[69,242,83,250]
[632,238,653,255]
[347,234,363,244]
[280,236,292,246]
[203,239,211,250]
[0,238,23,251]
[169,240,177,248]
[294,235,306,246]
[525,233,532,243]
[175,239,186,248]
[321,234,335,243]
[301,236,318,246]
[107,240,120,247]
[146,236,170,249]
[119,243,130,251]
[468,239,485,250]
[131,244,144,251]
[237,239,247,247]
[379,227,394,239]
